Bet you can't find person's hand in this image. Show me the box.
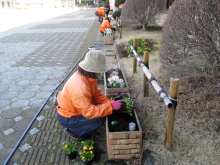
[113,28,116,31]
[110,101,122,110]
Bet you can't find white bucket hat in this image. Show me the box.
[79,50,108,73]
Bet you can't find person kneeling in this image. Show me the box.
[56,50,122,140]
[100,17,116,36]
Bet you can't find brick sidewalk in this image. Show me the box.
[2,10,125,165]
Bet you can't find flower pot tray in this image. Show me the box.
[104,69,129,95]
[106,109,142,160]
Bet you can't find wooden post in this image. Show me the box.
[119,19,122,39]
[143,51,149,97]
[116,17,119,31]
[133,38,137,74]
[164,78,179,149]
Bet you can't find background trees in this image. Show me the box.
[115,0,126,5]
[120,0,164,29]
[160,0,220,93]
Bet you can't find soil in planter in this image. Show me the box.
[108,104,138,132]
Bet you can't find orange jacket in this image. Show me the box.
[100,19,114,32]
[56,71,113,119]
[96,7,105,18]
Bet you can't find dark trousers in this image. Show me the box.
[95,11,103,23]
[57,111,106,139]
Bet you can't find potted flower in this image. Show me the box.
[79,140,95,165]
[104,68,129,94]
[104,26,113,36]
[60,139,79,160]
[107,68,124,88]
[104,26,113,44]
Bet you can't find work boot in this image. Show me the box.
[64,128,85,141]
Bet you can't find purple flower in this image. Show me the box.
[118,92,121,95]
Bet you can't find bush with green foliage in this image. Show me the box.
[113,8,122,19]
[104,0,109,8]
[115,0,126,5]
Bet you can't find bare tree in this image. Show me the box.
[160,0,220,93]
[121,0,164,30]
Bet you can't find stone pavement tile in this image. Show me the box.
[1,108,23,119]
[8,85,25,92]
[0,132,4,142]
[0,148,14,164]
[18,91,35,99]
[0,119,15,131]
[10,99,29,108]
[3,132,24,148]
[0,99,11,108]
[14,119,33,132]
[21,107,39,119]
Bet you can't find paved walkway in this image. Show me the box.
[0,9,124,165]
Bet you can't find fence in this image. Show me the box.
[130,38,179,149]
[115,17,122,39]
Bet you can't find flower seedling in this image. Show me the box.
[107,68,124,88]
[98,73,104,80]
[117,92,135,116]
[124,38,151,57]
[79,140,95,162]
[60,139,79,154]
[104,26,113,36]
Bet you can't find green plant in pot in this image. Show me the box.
[60,139,79,160]
[79,140,95,165]
[117,92,135,116]
[98,73,104,80]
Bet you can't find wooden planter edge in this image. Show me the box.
[104,70,129,95]
[106,109,142,160]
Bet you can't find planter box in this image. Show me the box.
[104,31,114,45]
[104,35,113,45]
[104,69,129,95]
[106,109,142,160]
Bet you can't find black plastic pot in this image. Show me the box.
[67,152,77,160]
[84,159,93,165]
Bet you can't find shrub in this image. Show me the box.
[113,8,122,19]
[115,0,126,5]
[160,0,220,93]
[104,0,109,8]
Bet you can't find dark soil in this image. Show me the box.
[108,96,138,132]
[108,110,137,132]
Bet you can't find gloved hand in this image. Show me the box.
[110,101,122,110]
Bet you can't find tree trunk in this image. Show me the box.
[142,24,147,30]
